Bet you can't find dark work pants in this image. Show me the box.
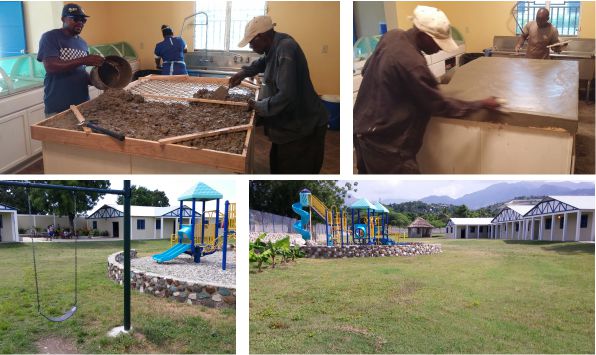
[354,137,420,174]
[270,124,327,174]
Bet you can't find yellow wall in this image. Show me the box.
[579,1,595,38]
[394,1,595,52]
[82,1,195,69]
[268,1,340,95]
[80,1,339,95]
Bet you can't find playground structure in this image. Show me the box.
[292,189,404,246]
[153,182,235,270]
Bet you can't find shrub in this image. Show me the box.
[101,230,109,237]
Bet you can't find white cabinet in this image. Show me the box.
[0,85,102,172]
[0,87,45,173]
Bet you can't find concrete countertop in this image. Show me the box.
[438,57,579,133]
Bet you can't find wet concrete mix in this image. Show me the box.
[41,88,255,154]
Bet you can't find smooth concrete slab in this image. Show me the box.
[439,57,578,133]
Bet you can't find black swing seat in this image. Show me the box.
[43,306,77,322]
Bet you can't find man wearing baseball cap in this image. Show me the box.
[37,3,104,115]
[353,6,500,174]
[229,16,329,174]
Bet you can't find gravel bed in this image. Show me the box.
[131,250,235,288]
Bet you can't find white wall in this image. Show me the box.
[23,2,62,53]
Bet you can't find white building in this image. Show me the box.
[447,196,595,242]
[0,203,18,243]
[86,204,202,240]
[491,202,535,240]
[446,218,494,239]
[522,196,595,242]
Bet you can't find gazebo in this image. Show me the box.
[407,217,434,238]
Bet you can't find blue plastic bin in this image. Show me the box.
[321,95,340,131]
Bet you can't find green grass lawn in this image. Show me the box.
[0,240,235,354]
[250,238,594,354]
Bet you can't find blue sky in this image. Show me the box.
[94,177,237,211]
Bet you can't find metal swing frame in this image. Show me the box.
[0,181,133,330]
[29,189,78,322]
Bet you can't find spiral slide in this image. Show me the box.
[292,202,311,240]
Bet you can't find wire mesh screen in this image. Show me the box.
[127,79,253,104]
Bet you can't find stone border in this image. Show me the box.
[300,243,442,258]
[108,250,235,308]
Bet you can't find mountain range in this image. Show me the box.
[352,181,594,210]
[418,182,594,209]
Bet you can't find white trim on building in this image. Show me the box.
[0,203,18,243]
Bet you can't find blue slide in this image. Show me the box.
[152,243,191,263]
[292,202,311,240]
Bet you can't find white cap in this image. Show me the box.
[409,6,458,52]
[237,16,276,48]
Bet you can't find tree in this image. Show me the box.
[28,180,110,234]
[116,185,169,206]
[453,205,470,218]
[249,181,357,220]
[0,182,44,214]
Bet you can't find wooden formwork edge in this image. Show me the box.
[158,124,253,145]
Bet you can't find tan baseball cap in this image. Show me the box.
[237,16,276,48]
[410,6,458,52]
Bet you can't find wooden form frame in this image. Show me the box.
[31,75,257,173]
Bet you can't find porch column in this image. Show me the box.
[591,212,595,242]
[562,213,568,242]
[550,214,555,241]
[160,217,164,239]
[575,211,581,242]
[539,216,544,241]
[465,225,469,239]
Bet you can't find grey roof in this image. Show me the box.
[506,204,535,216]
[547,195,594,210]
[449,218,494,226]
[408,217,434,228]
[0,203,17,211]
[87,204,198,218]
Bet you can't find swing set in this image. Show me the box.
[0,180,133,333]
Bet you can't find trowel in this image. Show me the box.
[211,85,229,100]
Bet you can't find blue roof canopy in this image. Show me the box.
[350,198,376,210]
[178,182,223,201]
[374,202,389,213]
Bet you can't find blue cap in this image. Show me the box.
[62,3,89,18]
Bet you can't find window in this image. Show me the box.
[470,226,476,233]
[515,1,581,36]
[515,223,519,232]
[137,219,145,230]
[545,217,552,230]
[479,226,484,233]
[92,221,97,229]
[0,2,26,57]
[156,220,161,230]
[0,216,3,228]
[580,214,588,228]
[195,1,267,51]
[559,216,564,229]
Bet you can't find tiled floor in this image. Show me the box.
[252,126,340,174]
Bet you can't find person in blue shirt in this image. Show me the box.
[37,3,104,115]
[154,25,188,75]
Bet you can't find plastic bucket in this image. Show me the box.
[90,55,132,90]
[321,94,340,131]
